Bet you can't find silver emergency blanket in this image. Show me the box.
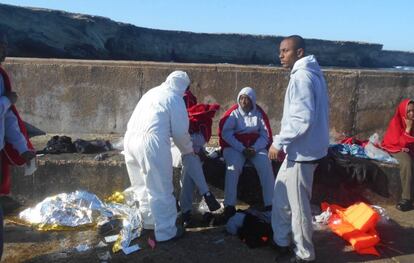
[19,190,142,252]
[19,191,109,227]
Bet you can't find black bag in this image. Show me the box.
[39,135,76,154]
[73,139,112,154]
[237,212,273,248]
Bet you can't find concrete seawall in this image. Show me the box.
[4,58,414,138]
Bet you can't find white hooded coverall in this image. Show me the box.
[124,71,193,242]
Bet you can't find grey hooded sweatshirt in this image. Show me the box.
[273,55,329,161]
[221,87,271,152]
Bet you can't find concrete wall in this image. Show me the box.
[4,58,414,139]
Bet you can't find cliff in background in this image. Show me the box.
[1,3,413,68]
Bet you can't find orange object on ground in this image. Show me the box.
[322,202,380,256]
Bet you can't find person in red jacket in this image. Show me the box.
[0,32,35,260]
[382,99,414,211]
[0,33,35,194]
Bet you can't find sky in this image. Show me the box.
[1,0,413,52]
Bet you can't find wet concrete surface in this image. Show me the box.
[3,200,414,263]
[3,134,414,262]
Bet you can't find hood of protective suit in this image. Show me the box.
[162,71,190,97]
[291,55,322,77]
[237,87,256,113]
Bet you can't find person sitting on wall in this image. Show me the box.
[178,87,221,227]
[382,98,414,212]
[218,87,274,220]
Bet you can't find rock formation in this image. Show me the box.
[1,3,413,68]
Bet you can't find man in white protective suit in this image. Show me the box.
[124,71,194,242]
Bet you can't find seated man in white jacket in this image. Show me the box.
[124,71,194,242]
[219,87,275,221]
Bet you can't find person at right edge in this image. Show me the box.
[268,35,329,263]
[381,99,414,212]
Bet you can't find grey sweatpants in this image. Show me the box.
[223,147,274,207]
[179,133,209,213]
[272,159,317,261]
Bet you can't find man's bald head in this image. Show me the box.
[279,35,306,69]
[283,35,305,52]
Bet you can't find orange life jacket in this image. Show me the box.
[321,202,380,256]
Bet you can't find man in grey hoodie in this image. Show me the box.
[268,35,329,263]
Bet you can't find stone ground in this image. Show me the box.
[1,134,414,262]
[2,191,414,263]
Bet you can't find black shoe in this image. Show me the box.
[396,199,413,212]
[203,192,221,212]
[158,225,185,243]
[289,255,315,263]
[211,206,236,226]
[202,212,215,226]
[272,242,291,260]
[182,211,192,228]
[174,225,185,239]
[224,205,236,220]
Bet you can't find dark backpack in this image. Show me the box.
[40,135,76,154]
[73,139,112,154]
[237,212,273,248]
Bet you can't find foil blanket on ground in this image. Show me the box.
[19,190,143,252]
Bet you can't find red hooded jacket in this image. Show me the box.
[381,99,414,156]
[0,66,34,194]
[183,90,220,142]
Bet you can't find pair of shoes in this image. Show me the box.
[182,211,192,228]
[288,255,315,263]
[396,199,413,212]
[203,192,221,212]
[271,241,291,260]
